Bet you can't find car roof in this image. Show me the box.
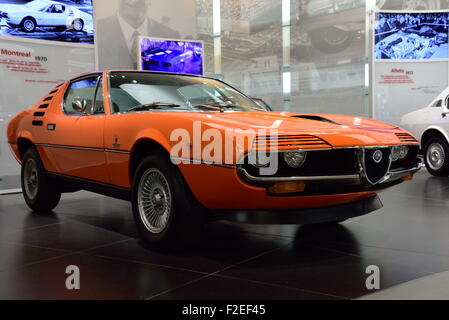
[29,0,65,6]
[68,70,218,82]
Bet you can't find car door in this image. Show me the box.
[47,75,109,183]
[51,4,67,26]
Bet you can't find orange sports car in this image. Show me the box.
[7,71,420,250]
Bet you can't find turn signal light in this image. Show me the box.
[401,174,414,181]
[269,181,306,194]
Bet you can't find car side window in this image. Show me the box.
[432,100,442,107]
[64,77,99,115]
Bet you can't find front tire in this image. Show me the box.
[424,137,449,176]
[21,148,61,212]
[131,152,204,251]
[21,18,36,32]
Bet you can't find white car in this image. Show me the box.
[400,88,449,176]
[0,0,92,33]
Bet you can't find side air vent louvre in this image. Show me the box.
[32,120,43,126]
[33,112,45,117]
[253,135,331,150]
[43,96,53,102]
[49,89,58,95]
[55,83,63,88]
[38,104,49,109]
[395,133,418,143]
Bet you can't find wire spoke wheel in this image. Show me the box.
[137,168,172,234]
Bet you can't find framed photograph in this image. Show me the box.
[0,0,94,44]
[374,11,449,59]
[138,36,204,76]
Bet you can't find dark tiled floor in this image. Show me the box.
[1,170,449,299]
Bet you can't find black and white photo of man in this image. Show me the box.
[95,0,196,69]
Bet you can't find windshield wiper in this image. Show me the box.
[194,104,225,112]
[127,102,181,112]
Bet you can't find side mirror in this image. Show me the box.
[72,96,87,113]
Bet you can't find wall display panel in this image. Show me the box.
[95,0,198,70]
[374,11,448,59]
[374,61,448,125]
[0,0,94,44]
[0,37,94,189]
[290,0,367,116]
[377,0,449,11]
[139,37,204,76]
[220,0,283,110]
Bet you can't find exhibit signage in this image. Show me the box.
[0,37,94,181]
[374,61,448,124]
[373,10,449,125]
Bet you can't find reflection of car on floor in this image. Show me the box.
[0,0,92,33]
[142,47,202,74]
[401,88,449,176]
[8,71,420,250]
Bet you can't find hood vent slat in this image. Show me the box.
[253,134,331,150]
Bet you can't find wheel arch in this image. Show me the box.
[421,126,449,149]
[128,137,172,186]
[21,16,36,25]
[16,130,36,162]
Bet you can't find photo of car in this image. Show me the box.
[0,0,93,43]
[374,12,449,59]
[401,87,449,176]
[140,38,204,75]
[7,71,420,250]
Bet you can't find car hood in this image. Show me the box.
[169,111,407,147]
[0,4,31,13]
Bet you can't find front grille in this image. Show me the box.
[241,149,359,178]
[253,135,331,151]
[396,133,418,143]
[364,148,391,184]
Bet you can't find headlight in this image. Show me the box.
[391,146,409,161]
[283,150,307,168]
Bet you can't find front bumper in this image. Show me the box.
[212,195,383,224]
[178,145,420,211]
[238,145,421,196]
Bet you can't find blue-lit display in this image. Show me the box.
[375,12,449,59]
[0,0,93,44]
[140,37,203,76]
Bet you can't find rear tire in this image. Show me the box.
[21,148,61,212]
[72,19,84,32]
[131,152,204,251]
[424,137,449,176]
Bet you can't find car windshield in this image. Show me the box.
[108,72,262,113]
[25,1,49,11]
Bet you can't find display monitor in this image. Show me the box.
[0,0,93,44]
[374,11,449,59]
[139,37,204,76]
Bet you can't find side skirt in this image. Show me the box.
[47,172,131,201]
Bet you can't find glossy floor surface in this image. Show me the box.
[1,170,449,300]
